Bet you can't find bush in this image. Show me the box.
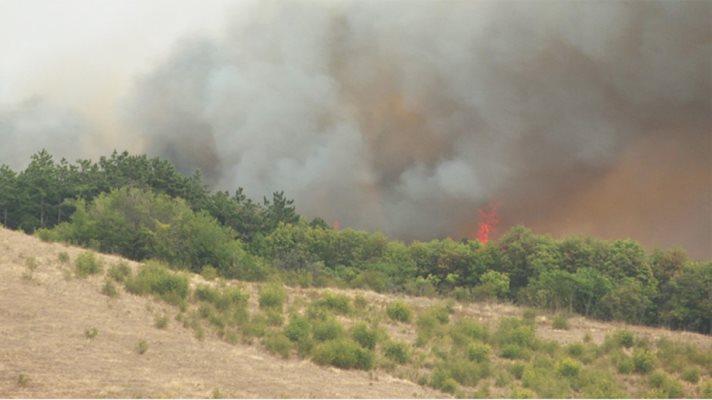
[108,262,131,282]
[450,319,488,347]
[383,340,410,364]
[681,367,700,383]
[258,284,286,310]
[510,363,526,380]
[467,341,491,363]
[312,339,374,370]
[633,347,656,374]
[312,318,344,342]
[196,285,248,311]
[314,292,352,315]
[648,370,684,398]
[17,373,30,387]
[500,344,531,360]
[350,322,377,350]
[612,329,635,348]
[154,315,168,329]
[101,280,118,297]
[75,251,102,277]
[284,314,310,342]
[386,300,413,323]
[264,333,293,359]
[447,358,488,386]
[552,312,569,330]
[58,251,70,263]
[136,339,148,355]
[84,327,98,339]
[124,261,189,305]
[497,317,538,350]
[703,380,712,398]
[201,265,218,281]
[242,314,268,340]
[556,357,581,378]
[616,356,634,374]
[430,367,458,394]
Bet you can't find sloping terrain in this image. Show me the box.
[1,226,710,398]
[0,227,439,398]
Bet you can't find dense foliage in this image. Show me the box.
[1,150,710,334]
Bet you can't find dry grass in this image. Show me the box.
[1,226,710,398]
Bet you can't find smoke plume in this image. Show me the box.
[125,0,711,258]
[3,0,710,258]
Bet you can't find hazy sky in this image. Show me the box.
[0,0,237,147]
[0,0,710,258]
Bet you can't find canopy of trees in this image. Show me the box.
[1,150,709,334]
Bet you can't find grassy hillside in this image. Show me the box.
[1,226,710,398]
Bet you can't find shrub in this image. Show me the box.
[648,370,684,398]
[125,261,189,305]
[612,329,635,348]
[314,292,352,315]
[386,300,412,323]
[552,312,569,330]
[154,315,168,329]
[450,319,488,347]
[108,262,131,282]
[350,322,377,350]
[264,333,293,359]
[500,344,531,360]
[680,367,700,383]
[312,339,374,370]
[633,347,656,374]
[17,373,30,387]
[510,363,526,380]
[242,315,268,340]
[467,341,491,363]
[511,387,537,398]
[556,357,581,378]
[353,295,368,312]
[567,343,584,357]
[201,265,218,281]
[312,318,344,342]
[616,356,634,374]
[84,327,98,339]
[430,367,458,394]
[258,284,286,310]
[101,280,118,297]
[447,359,486,387]
[703,380,712,398]
[497,318,536,345]
[284,314,310,342]
[136,339,148,355]
[75,251,102,277]
[383,340,410,364]
[58,251,70,263]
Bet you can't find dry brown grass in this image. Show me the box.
[1,226,710,398]
[0,227,439,398]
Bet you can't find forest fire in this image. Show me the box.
[476,204,499,244]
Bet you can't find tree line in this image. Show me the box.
[1,150,709,334]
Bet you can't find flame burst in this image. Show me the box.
[332,219,341,231]
[476,204,499,244]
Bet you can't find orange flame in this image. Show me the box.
[332,219,341,231]
[476,203,499,244]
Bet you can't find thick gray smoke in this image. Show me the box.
[4,0,708,257]
[126,0,711,258]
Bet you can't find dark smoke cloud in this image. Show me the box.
[130,0,709,259]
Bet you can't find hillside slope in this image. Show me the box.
[1,227,710,398]
[0,227,440,398]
